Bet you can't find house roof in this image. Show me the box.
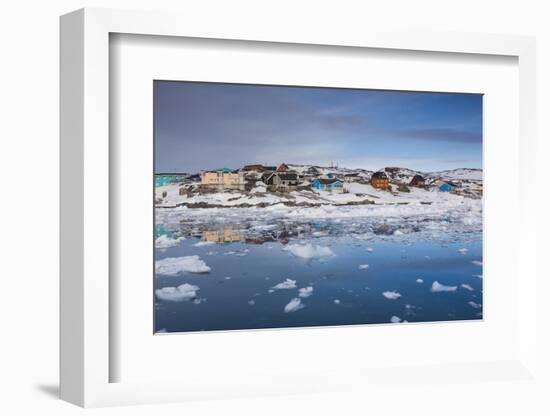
[315,178,343,185]
[371,171,389,179]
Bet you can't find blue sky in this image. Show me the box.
[154,81,482,173]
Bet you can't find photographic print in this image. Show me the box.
[154,81,483,333]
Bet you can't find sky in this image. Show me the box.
[154,81,482,173]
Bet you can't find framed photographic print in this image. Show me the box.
[60,8,540,409]
[153,81,484,333]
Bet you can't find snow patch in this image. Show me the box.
[155,255,211,275]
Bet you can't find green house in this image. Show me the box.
[155,173,188,188]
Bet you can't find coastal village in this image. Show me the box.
[155,162,483,209]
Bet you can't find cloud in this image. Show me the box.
[397,128,481,144]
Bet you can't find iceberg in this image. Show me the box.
[155,283,199,302]
[155,255,211,275]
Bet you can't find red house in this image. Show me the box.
[277,163,289,172]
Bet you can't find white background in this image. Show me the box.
[0,1,548,415]
[112,34,519,383]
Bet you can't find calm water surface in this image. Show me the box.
[154,215,483,333]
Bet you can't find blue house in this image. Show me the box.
[312,178,344,193]
[434,180,456,192]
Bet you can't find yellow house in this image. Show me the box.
[201,169,244,189]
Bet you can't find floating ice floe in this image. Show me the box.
[193,298,206,305]
[283,243,334,259]
[223,249,249,257]
[430,281,458,292]
[358,264,369,270]
[458,248,469,255]
[284,298,304,313]
[155,283,199,302]
[248,299,255,306]
[366,247,374,253]
[298,286,313,298]
[468,301,482,309]
[155,255,211,275]
[460,284,474,291]
[333,299,341,304]
[390,316,402,323]
[472,274,483,279]
[416,278,424,283]
[155,235,185,249]
[382,290,402,300]
[193,241,215,247]
[472,260,483,266]
[393,230,404,236]
[271,278,297,290]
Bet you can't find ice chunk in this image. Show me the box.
[472,260,483,266]
[416,278,424,283]
[358,264,369,270]
[248,299,255,306]
[390,316,402,323]
[283,243,334,259]
[193,241,215,247]
[284,298,304,313]
[468,301,482,309]
[382,290,402,300]
[366,247,374,253]
[333,299,341,304]
[472,274,483,279]
[155,235,185,249]
[272,278,297,290]
[431,281,458,292]
[393,230,404,236]
[298,286,313,298]
[155,255,211,275]
[155,283,199,302]
[460,284,474,291]
[458,248,468,255]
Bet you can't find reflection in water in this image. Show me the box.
[202,228,243,243]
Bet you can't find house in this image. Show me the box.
[154,173,188,188]
[409,174,426,187]
[201,169,245,189]
[242,164,267,173]
[312,178,344,193]
[262,172,299,189]
[370,171,390,189]
[433,180,456,192]
[343,173,360,183]
[277,163,290,172]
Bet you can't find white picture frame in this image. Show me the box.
[60,8,538,408]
